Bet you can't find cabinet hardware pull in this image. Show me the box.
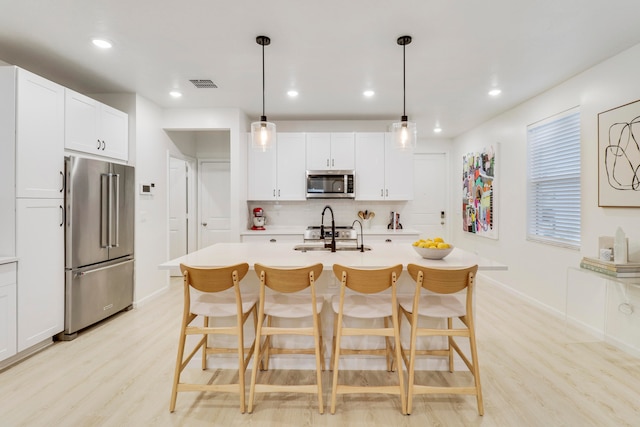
[385,238,392,243]
[101,140,106,150]
[332,158,334,167]
[97,139,101,149]
[386,189,389,197]
[273,189,276,197]
[270,238,276,243]
[278,189,280,197]
[202,222,207,227]
[380,189,383,197]
[60,171,65,192]
[59,205,64,227]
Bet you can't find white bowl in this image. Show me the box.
[412,244,454,260]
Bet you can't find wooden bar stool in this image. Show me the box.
[248,263,325,414]
[330,263,406,415]
[169,263,257,413]
[399,264,483,415]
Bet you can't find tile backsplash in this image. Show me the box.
[247,200,409,230]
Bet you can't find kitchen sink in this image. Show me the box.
[294,244,372,252]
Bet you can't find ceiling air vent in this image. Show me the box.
[189,79,218,89]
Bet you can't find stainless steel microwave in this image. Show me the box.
[306,170,355,199]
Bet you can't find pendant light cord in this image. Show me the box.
[262,42,266,118]
[402,42,406,117]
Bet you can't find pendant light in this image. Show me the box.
[391,35,416,150]
[251,35,276,151]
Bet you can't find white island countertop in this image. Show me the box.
[159,242,507,271]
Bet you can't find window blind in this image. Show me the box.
[526,108,581,249]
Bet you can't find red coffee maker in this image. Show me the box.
[251,207,266,230]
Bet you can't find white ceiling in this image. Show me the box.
[2,0,640,138]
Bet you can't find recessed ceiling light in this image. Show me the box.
[363,90,375,97]
[488,88,502,97]
[91,38,112,49]
[433,127,442,133]
[287,90,299,97]
[169,91,182,98]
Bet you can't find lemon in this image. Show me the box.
[412,241,420,246]
[434,237,444,243]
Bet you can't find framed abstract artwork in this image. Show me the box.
[462,145,498,239]
[598,99,640,207]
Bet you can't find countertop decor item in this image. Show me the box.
[412,245,454,260]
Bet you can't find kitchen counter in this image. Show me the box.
[159,242,506,271]
[0,257,18,265]
[239,226,421,236]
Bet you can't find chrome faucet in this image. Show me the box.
[320,205,336,252]
[352,219,364,252]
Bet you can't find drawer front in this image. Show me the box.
[0,263,17,287]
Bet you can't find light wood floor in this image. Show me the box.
[1,276,639,427]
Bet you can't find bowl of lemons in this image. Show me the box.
[411,237,454,260]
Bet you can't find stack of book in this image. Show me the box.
[580,257,640,278]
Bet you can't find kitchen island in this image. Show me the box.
[159,242,506,370]
[159,241,506,271]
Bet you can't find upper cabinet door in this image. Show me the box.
[305,132,355,170]
[64,89,100,154]
[276,133,306,200]
[64,88,129,161]
[384,132,414,200]
[355,133,385,200]
[99,103,129,161]
[306,133,331,170]
[329,132,355,170]
[247,133,277,200]
[15,69,65,199]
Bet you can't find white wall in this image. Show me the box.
[451,43,640,316]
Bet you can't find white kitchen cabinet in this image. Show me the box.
[363,233,419,244]
[306,132,355,170]
[16,199,65,351]
[355,132,414,201]
[384,132,414,200]
[0,263,17,363]
[247,133,306,200]
[5,67,65,199]
[241,234,303,244]
[65,88,129,161]
[276,133,307,200]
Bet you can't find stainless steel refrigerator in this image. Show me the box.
[62,156,135,339]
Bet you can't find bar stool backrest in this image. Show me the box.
[332,264,403,293]
[180,263,249,293]
[407,264,477,295]
[255,263,323,293]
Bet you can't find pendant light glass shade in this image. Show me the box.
[391,116,417,150]
[251,116,276,151]
[392,35,416,150]
[251,35,275,151]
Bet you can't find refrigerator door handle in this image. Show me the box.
[100,173,110,248]
[113,173,120,248]
[72,258,133,278]
[107,173,114,248]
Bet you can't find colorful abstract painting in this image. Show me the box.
[462,145,497,238]
[598,99,640,207]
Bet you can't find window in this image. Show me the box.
[526,108,581,249]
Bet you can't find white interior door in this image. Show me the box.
[169,157,188,276]
[406,153,449,240]
[199,160,231,249]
